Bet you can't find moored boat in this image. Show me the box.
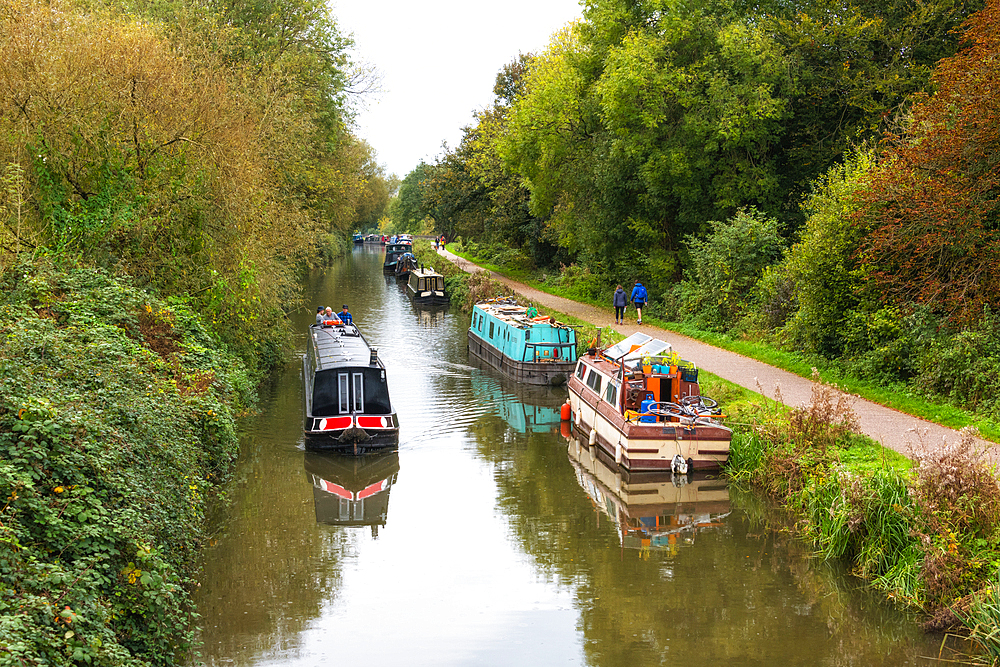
[303,319,399,452]
[382,239,413,274]
[353,232,364,244]
[394,252,418,280]
[468,299,577,386]
[566,332,731,471]
[406,266,449,304]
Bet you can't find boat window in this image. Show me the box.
[586,370,602,394]
[575,361,585,379]
[489,321,494,338]
[437,277,444,290]
[352,373,364,412]
[338,373,350,413]
[604,381,618,406]
[525,329,530,341]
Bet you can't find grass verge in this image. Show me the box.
[445,245,1000,443]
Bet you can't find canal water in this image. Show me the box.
[193,246,947,666]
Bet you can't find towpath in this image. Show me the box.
[436,247,994,463]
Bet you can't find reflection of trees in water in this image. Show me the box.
[466,417,941,666]
[193,362,350,663]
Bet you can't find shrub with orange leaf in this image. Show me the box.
[857,0,1000,326]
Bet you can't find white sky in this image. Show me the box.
[332,0,584,180]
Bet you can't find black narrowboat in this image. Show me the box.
[383,240,413,274]
[303,321,399,452]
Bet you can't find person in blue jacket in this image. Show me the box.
[339,305,353,325]
[630,280,648,325]
[612,285,627,325]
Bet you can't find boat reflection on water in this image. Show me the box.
[470,357,568,433]
[566,435,730,554]
[409,300,450,327]
[303,451,400,537]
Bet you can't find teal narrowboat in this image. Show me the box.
[468,300,577,386]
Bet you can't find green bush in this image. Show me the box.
[0,260,248,665]
[679,207,785,329]
[916,308,1000,417]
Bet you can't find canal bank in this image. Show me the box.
[191,247,968,666]
[434,246,993,463]
[0,261,252,665]
[434,245,1000,647]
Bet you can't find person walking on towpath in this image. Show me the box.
[630,280,647,324]
[613,285,627,325]
[432,245,995,462]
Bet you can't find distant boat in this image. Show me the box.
[567,332,731,472]
[406,266,449,304]
[468,299,577,386]
[303,320,399,453]
[383,239,413,274]
[353,232,364,244]
[394,252,418,280]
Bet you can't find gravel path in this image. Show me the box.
[437,247,994,462]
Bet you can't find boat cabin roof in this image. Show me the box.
[308,323,380,372]
[410,267,443,279]
[473,301,571,331]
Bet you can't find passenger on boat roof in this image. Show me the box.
[315,306,325,324]
[339,305,353,324]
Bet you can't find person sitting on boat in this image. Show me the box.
[339,305,353,325]
[315,306,325,324]
[321,307,342,326]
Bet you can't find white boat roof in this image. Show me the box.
[603,332,672,362]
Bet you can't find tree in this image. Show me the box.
[857,0,1000,326]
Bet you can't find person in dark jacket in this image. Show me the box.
[339,305,353,325]
[630,281,648,324]
[613,285,627,325]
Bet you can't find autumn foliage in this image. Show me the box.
[858,0,1000,325]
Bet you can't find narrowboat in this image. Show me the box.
[566,332,731,471]
[304,451,399,536]
[567,438,731,551]
[406,266,449,304]
[382,240,413,274]
[467,299,577,386]
[353,232,364,244]
[394,252,418,280]
[303,320,399,452]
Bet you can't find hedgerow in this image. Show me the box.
[0,259,250,665]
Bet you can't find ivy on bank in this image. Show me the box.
[0,260,251,665]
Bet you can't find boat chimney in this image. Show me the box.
[370,348,378,365]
